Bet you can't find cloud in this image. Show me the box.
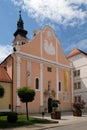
[11,0,87,26]
[0,45,12,63]
[65,39,87,53]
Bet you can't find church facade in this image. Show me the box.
[0,12,73,113]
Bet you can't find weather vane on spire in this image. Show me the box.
[19,8,21,17]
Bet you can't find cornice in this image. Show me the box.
[15,51,73,70]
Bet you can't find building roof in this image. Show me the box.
[0,66,12,83]
[66,48,87,58]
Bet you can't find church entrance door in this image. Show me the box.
[48,98,52,113]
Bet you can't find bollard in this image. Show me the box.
[42,112,45,118]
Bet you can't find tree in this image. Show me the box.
[17,86,35,120]
[0,85,4,98]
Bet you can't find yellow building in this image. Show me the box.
[0,65,12,111]
[0,12,72,113]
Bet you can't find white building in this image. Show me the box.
[67,48,87,110]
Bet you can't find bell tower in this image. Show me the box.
[12,10,29,51]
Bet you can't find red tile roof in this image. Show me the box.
[0,66,12,83]
[66,48,87,58]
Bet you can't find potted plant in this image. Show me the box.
[73,100,85,116]
[51,100,61,119]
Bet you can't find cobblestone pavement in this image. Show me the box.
[0,112,87,130]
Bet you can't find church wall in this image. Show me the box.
[6,58,12,79]
[20,32,41,57]
[17,57,41,113]
[26,60,41,113]
[58,43,70,66]
[20,57,27,87]
[42,64,57,112]
[43,64,56,91]
[30,61,40,88]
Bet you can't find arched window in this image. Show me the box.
[58,81,62,92]
[35,78,39,89]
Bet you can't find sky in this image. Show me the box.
[0,0,87,63]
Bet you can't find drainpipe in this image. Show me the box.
[11,55,14,112]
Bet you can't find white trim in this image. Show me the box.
[56,38,58,63]
[40,30,43,107]
[42,26,56,40]
[40,63,43,106]
[17,56,21,106]
[56,38,59,100]
[56,68,59,100]
[71,70,74,103]
[40,31,43,57]
[27,61,31,86]
[16,51,72,70]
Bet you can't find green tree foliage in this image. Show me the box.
[0,85,4,98]
[51,100,60,112]
[52,100,60,108]
[17,86,35,120]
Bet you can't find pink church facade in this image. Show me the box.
[1,13,73,113]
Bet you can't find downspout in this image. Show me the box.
[11,55,14,112]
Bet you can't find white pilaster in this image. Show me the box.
[17,56,21,106]
[71,69,74,103]
[40,63,43,106]
[56,38,59,100]
[56,68,59,100]
[40,30,43,110]
[40,31,43,57]
[27,61,31,86]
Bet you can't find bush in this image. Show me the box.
[7,112,18,123]
[73,100,85,116]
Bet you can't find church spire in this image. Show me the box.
[14,10,28,37]
[17,10,24,30]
